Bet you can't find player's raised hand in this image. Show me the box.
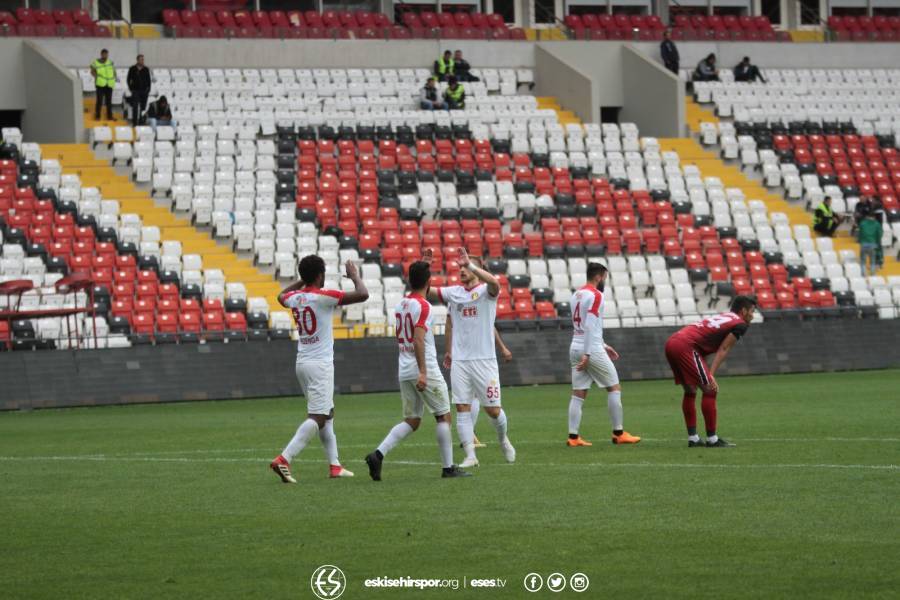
[416,372,427,391]
[605,345,619,361]
[576,354,590,371]
[345,259,359,280]
[443,352,452,370]
[423,247,434,265]
[458,247,470,267]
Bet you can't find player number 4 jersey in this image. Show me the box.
[570,285,605,355]
[675,311,749,355]
[394,294,440,381]
[437,283,497,361]
[282,287,345,363]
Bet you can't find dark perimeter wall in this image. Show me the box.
[2,319,899,410]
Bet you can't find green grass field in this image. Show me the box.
[1,370,898,600]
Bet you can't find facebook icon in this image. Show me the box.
[524,573,544,592]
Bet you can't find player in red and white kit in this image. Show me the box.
[364,260,470,480]
[664,295,757,448]
[567,262,641,446]
[270,255,369,483]
[427,248,516,468]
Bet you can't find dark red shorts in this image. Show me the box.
[664,337,711,387]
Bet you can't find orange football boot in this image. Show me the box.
[612,431,642,444]
[567,436,593,447]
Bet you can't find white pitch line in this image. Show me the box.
[0,455,896,471]
[114,436,900,457]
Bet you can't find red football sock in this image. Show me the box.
[701,392,717,436]
[682,392,697,433]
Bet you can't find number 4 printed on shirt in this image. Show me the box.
[705,314,732,329]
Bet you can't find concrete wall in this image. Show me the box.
[533,45,595,124]
[0,38,26,110]
[20,40,83,144]
[621,45,686,138]
[2,319,899,410]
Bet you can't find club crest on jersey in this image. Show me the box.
[471,292,479,300]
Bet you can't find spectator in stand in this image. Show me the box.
[813,196,844,237]
[453,50,479,82]
[126,54,152,127]
[146,96,175,130]
[692,54,719,82]
[420,77,446,110]
[854,196,884,227]
[733,57,766,83]
[660,29,679,75]
[434,50,455,82]
[90,48,116,121]
[443,77,465,110]
[857,213,883,276]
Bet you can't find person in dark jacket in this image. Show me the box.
[126,54,152,127]
[693,53,719,82]
[660,29,679,75]
[733,56,766,83]
[813,196,844,237]
[420,77,446,110]
[146,95,175,130]
[453,50,479,82]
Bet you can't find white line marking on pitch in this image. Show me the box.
[0,455,895,471]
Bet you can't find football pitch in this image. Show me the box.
[1,369,898,600]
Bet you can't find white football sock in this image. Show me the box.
[318,419,340,466]
[488,409,508,444]
[470,398,481,428]
[282,418,319,463]
[456,411,476,459]
[707,434,719,444]
[607,391,624,432]
[435,420,453,469]
[568,396,584,435]
[376,421,414,457]
[688,434,701,443]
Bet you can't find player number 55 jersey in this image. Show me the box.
[394,294,440,381]
[282,287,345,363]
[570,285,605,355]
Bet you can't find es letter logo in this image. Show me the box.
[310,565,346,599]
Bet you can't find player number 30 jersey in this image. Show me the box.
[282,287,345,363]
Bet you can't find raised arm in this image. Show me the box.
[494,328,512,362]
[459,248,499,297]
[340,260,369,305]
[277,280,305,308]
[413,326,428,391]
[422,248,443,304]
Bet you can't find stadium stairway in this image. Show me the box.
[659,137,900,276]
[685,96,718,133]
[82,98,129,129]
[40,143,286,309]
[536,96,582,127]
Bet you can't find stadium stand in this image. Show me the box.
[827,15,900,42]
[0,8,109,37]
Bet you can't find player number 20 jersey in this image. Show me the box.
[570,285,605,355]
[282,287,345,363]
[394,294,440,381]
[437,283,497,361]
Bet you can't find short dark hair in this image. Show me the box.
[298,255,326,285]
[101,48,108,54]
[706,53,716,61]
[448,76,458,85]
[730,295,757,313]
[586,262,608,281]
[743,56,750,62]
[443,50,451,55]
[408,261,431,290]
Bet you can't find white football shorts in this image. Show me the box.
[400,377,451,419]
[569,348,620,390]
[451,358,501,407]
[295,360,335,415]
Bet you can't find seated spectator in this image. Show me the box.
[443,77,465,110]
[813,196,844,237]
[733,57,766,83]
[420,77,446,110]
[693,54,719,82]
[857,213,883,276]
[433,50,455,82]
[453,50,479,82]
[146,96,176,130]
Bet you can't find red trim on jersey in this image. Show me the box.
[301,286,345,303]
[436,286,444,303]
[587,288,603,316]
[408,293,431,329]
[464,283,481,292]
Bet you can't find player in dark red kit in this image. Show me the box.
[664,296,757,448]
